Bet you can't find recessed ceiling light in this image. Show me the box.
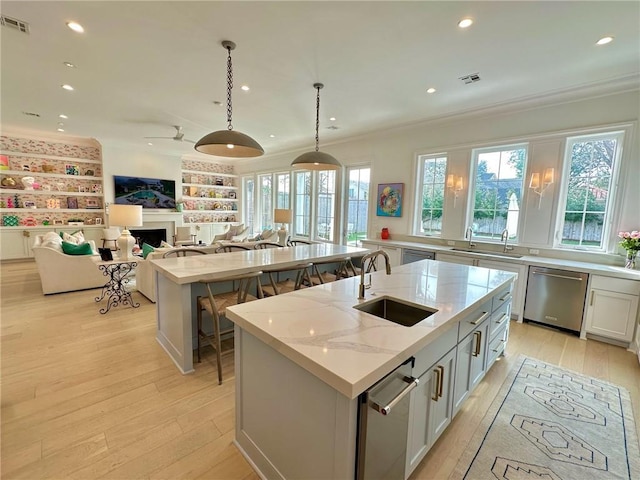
[329,117,336,122]
[269,134,275,138]
[63,61,76,68]
[458,18,473,28]
[427,87,436,94]
[147,142,153,146]
[66,21,84,33]
[596,36,614,45]
[59,114,68,119]
[241,85,250,91]
[61,84,74,91]
[57,128,65,132]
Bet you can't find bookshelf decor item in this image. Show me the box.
[67,197,79,209]
[65,164,79,175]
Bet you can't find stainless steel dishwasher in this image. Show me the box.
[402,249,435,264]
[356,357,418,480]
[524,266,588,334]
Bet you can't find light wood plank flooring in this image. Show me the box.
[1,260,639,479]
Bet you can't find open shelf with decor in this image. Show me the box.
[0,135,105,259]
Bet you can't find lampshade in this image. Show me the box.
[274,209,292,224]
[109,204,143,228]
[291,83,341,171]
[195,40,264,158]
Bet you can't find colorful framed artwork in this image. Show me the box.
[65,164,79,175]
[66,197,79,209]
[86,198,100,209]
[376,183,404,217]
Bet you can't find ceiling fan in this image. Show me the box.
[144,125,196,144]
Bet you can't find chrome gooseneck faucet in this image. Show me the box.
[501,229,513,252]
[358,249,391,299]
[465,227,476,248]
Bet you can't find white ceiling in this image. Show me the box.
[1,1,639,162]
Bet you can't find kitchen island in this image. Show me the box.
[150,243,368,373]
[226,259,516,479]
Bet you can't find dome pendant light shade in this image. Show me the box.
[291,83,341,171]
[195,40,264,158]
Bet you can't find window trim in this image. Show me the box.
[413,153,448,237]
[554,130,625,252]
[467,142,528,243]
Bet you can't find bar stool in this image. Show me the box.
[310,256,352,285]
[196,270,263,384]
[259,262,313,297]
[254,242,283,249]
[162,248,208,258]
[287,239,313,246]
[215,244,252,253]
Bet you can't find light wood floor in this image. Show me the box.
[1,260,639,480]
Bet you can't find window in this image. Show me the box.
[243,177,255,233]
[258,174,273,229]
[275,173,290,209]
[557,131,623,250]
[345,166,370,246]
[293,171,311,238]
[415,154,446,236]
[469,144,527,241]
[316,170,336,241]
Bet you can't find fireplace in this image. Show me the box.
[130,229,166,248]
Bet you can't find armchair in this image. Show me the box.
[174,226,197,246]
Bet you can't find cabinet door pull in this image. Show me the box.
[470,311,490,325]
[437,365,444,398]
[432,368,441,401]
[472,331,482,357]
[499,293,512,302]
[472,331,479,357]
[495,313,509,326]
[589,291,594,306]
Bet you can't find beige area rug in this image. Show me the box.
[451,356,640,480]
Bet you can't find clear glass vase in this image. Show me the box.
[625,251,638,269]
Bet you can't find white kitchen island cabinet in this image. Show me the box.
[227,260,515,479]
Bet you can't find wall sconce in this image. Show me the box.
[529,167,555,208]
[447,175,464,207]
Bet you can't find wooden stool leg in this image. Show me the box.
[212,311,223,385]
[196,297,202,363]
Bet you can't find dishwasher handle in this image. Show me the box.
[370,376,419,416]
[532,271,584,281]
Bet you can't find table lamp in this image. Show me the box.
[108,204,143,260]
[274,209,292,246]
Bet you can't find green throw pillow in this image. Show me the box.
[142,243,155,259]
[61,241,93,256]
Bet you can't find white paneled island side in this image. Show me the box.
[226,260,516,479]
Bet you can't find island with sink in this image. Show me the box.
[226,258,516,479]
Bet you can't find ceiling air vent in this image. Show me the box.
[459,73,481,84]
[1,15,30,33]
[22,111,40,118]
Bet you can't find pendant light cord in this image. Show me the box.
[226,45,234,131]
[315,84,320,152]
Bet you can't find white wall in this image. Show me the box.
[235,90,640,255]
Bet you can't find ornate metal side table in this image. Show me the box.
[95,259,140,314]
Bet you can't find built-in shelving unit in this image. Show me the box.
[180,159,238,225]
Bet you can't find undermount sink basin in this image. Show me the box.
[354,296,437,327]
[450,248,523,259]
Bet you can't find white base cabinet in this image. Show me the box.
[584,275,640,344]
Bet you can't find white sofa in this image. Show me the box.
[32,234,106,294]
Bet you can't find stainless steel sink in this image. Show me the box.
[450,248,523,259]
[354,296,437,327]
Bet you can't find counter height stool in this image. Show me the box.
[310,256,352,286]
[254,241,283,249]
[162,248,208,258]
[215,244,252,253]
[259,262,313,297]
[197,270,263,384]
[287,239,313,246]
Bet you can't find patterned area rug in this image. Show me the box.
[451,356,640,480]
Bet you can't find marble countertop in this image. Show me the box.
[149,243,368,284]
[226,260,516,399]
[362,238,640,282]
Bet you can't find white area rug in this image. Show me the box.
[451,356,640,480]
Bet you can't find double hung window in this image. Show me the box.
[415,154,447,236]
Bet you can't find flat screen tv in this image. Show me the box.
[113,175,176,209]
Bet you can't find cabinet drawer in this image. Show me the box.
[413,326,457,378]
[487,323,508,367]
[489,302,510,339]
[591,275,640,295]
[458,299,492,342]
[492,286,512,313]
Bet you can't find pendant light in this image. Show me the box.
[195,40,264,158]
[291,83,341,170]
